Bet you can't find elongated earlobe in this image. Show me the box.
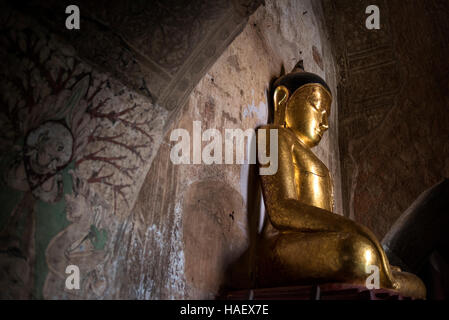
[273,85,289,125]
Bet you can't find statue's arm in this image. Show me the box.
[262,174,385,253]
[258,127,394,282]
[258,128,356,233]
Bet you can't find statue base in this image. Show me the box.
[221,283,422,300]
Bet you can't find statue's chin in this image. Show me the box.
[288,127,323,147]
[310,131,325,146]
[305,137,321,148]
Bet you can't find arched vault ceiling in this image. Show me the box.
[14,0,262,113]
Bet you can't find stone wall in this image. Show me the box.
[323,0,449,238]
[0,0,342,299]
[0,0,260,299]
[126,0,342,299]
[0,2,169,299]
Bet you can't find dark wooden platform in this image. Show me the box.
[221,283,419,300]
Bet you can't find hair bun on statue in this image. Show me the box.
[273,60,331,96]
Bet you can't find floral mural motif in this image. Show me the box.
[0,0,260,299]
[0,38,94,297]
[23,121,73,202]
[0,5,166,299]
[6,75,90,202]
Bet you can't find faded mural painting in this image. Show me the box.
[0,7,167,299]
[1,0,339,300]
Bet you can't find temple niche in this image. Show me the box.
[0,0,448,301]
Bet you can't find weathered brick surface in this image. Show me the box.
[323,0,449,237]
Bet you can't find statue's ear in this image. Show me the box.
[274,86,289,111]
[273,86,289,124]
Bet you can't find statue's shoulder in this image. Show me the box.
[257,124,278,138]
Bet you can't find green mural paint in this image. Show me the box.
[33,162,74,299]
[89,225,108,250]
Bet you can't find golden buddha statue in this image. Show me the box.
[256,63,426,299]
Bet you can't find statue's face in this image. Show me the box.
[284,84,331,147]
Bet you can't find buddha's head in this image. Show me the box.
[272,62,332,148]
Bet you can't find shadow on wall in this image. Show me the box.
[221,158,261,293]
[220,70,284,294]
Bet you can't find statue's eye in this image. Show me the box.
[57,145,64,152]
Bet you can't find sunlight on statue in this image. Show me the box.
[256,62,426,299]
